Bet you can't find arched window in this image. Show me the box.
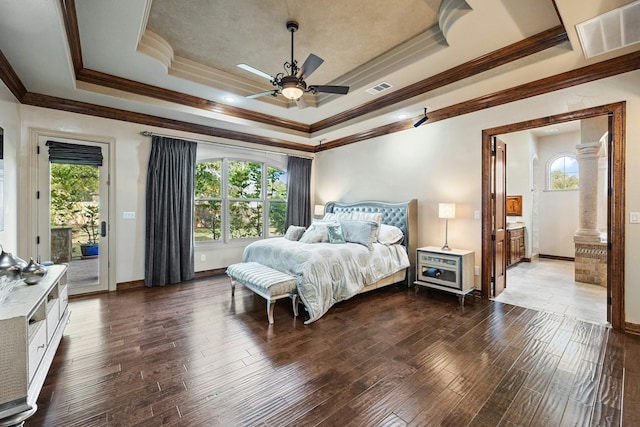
[548,155,579,190]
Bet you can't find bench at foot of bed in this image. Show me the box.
[226,262,299,324]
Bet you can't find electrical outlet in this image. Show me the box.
[631,212,640,224]
[474,210,481,219]
[200,254,206,261]
[474,266,480,276]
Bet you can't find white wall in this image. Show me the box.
[536,131,580,257]
[500,131,534,258]
[0,83,21,253]
[314,71,640,324]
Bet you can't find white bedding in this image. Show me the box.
[242,237,410,323]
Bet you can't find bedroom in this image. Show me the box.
[1,0,640,424]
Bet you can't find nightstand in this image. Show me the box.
[414,246,475,305]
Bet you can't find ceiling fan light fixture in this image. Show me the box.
[281,76,305,100]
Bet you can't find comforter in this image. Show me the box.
[242,238,410,323]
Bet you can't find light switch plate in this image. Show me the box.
[123,211,136,219]
[631,212,640,224]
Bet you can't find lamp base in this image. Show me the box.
[441,244,451,251]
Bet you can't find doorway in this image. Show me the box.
[34,130,113,295]
[481,103,625,330]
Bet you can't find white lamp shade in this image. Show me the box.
[439,203,456,219]
[314,204,325,216]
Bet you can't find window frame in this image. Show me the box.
[546,153,579,191]
[194,149,287,245]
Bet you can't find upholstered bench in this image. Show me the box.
[226,262,300,324]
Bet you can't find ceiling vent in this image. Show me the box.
[576,1,640,58]
[365,82,393,95]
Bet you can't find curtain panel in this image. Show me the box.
[285,156,312,228]
[145,136,197,286]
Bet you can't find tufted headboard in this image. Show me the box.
[324,199,418,285]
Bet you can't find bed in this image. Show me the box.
[241,199,417,323]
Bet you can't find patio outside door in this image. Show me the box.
[37,136,110,295]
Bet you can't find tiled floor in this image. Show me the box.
[492,258,608,325]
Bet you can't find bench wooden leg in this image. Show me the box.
[291,294,300,317]
[230,278,236,297]
[267,299,276,324]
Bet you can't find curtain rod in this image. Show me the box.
[139,131,314,159]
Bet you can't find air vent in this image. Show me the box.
[365,82,393,95]
[576,1,640,58]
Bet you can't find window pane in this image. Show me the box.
[229,201,263,239]
[194,200,222,241]
[228,161,262,198]
[550,156,579,190]
[267,167,287,200]
[195,161,221,198]
[268,201,287,236]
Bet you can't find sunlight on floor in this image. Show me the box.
[492,258,608,325]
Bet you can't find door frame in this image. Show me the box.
[23,128,117,293]
[481,102,625,330]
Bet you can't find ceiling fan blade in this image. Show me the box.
[297,54,324,79]
[295,96,308,109]
[246,90,278,99]
[237,63,274,81]
[309,85,350,95]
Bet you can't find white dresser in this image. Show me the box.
[0,264,69,424]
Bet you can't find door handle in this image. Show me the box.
[101,221,107,237]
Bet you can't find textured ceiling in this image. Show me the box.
[147,0,442,87]
[3,0,637,149]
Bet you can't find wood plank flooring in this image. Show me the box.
[26,275,640,426]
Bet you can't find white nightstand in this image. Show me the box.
[414,246,475,305]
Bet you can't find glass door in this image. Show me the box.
[37,137,110,295]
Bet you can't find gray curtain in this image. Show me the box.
[285,156,312,228]
[145,136,197,286]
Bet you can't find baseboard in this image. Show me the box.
[625,322,640,336]
[116,268,228,291]
[117,279,145,291]
[539,254,575,262]
[194,268,227,279]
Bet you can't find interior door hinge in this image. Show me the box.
[37,145,40,154]
[36,191,40,199]
[607,296,612,305]
[607,242,612,250]
[36,236,40,245]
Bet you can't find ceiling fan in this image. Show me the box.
[238,20,350,108]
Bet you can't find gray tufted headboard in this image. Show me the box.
[324,199,418,285]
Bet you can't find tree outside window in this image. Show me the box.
[549,155,579,190]
[194,158,287,242]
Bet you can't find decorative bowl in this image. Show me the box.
[21,258,48,285]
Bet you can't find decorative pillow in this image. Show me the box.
[327,225,346,244]
[299,220,337,243]
[339,219,379,250]
[324,211,383,237]
[378,224,404,245]
[284,225,306,241]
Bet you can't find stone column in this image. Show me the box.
[574,141,602,243]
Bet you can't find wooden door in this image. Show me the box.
[492,138,507,296]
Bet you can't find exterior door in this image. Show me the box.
[37,136,110,295]
[492,137,507,296]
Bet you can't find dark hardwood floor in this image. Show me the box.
[27,275,640,426]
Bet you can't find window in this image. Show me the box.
[194,158,287,242]
[548,155,579,190]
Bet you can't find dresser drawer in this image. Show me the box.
[28,322,47,382]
